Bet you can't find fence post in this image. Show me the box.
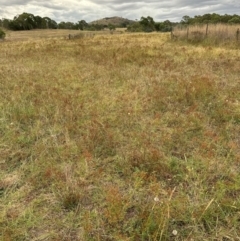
[205,23,209,38]
[237,28,239,42]
[187,27,189,40]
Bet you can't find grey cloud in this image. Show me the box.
[107,2,145,11]
[0,0,31,6]
[0,0,239,23]
[39,3,66,11]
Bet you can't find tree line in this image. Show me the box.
[127,16,173,32]
[0,13,175,33]
[0,13,58,30]
[0,13,126,31]
[128,13,240,33]
[1,12,240,34]
[181,13,240,24]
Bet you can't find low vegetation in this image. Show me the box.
[0,30,240,241]
[0,28,6,39]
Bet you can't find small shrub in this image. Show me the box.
[0,28,6,39]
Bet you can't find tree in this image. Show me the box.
[127,22,142,32]
[120,21,128,28]
[12,13,37,30]
[181,15,191,24]
[58,22,66,29]
[154,20,172,32]
[90,24,104,31]
[192,15,202,24]
[211,13,221,23]
[77,20,88,30]
[7,13,57,30]
[228,16,240,24]
[34,15,44,29]
[220,14,232,23]
[162,20,172,32]
[108,24,116,31]
[43,17,57,29]
[58,21,77,29]
[139,16,156,32]
[0,18,11,29]
[178,13,240,25]
[65,22,75,29]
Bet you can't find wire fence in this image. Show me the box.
[171,23,240,44]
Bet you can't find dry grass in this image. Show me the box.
[0,30,240,241]
[3,29,124,41]
[173,23,240,46]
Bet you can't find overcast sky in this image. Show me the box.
[0,0,239,23]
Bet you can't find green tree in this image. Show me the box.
[77,20,88,30]
[192,15,202,24]
[154,20,172,32]
[220,14,232,23]
[8,13,57,30]
[127,22,142,32]
[90,24,104,31]
[181,15,191,24]
[65,22,75,29]
[0,18,11,29]
[108,24,116,31]
[58,21,75,29]
[120,21,128,28]
[34,15,45,29]
[211,13,221,23]
[201,13,212,23]
[58,21,66,29]
[180,13,240,25]
[13,13,37,30]
[43,17,57,29]
[139,16,156,32]
[228,16,240,24]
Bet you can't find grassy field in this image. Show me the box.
[3,29,125,41]
[0,30,240,240]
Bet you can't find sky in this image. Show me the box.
[0,0,239,23]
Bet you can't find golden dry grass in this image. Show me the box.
[173,23,240,45]
[3,29,125,41]
[0,30,240,241]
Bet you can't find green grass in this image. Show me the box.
[0,31,240,240]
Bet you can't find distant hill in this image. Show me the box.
[89,16,136,27]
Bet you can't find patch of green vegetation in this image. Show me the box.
[0,28,6,39]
